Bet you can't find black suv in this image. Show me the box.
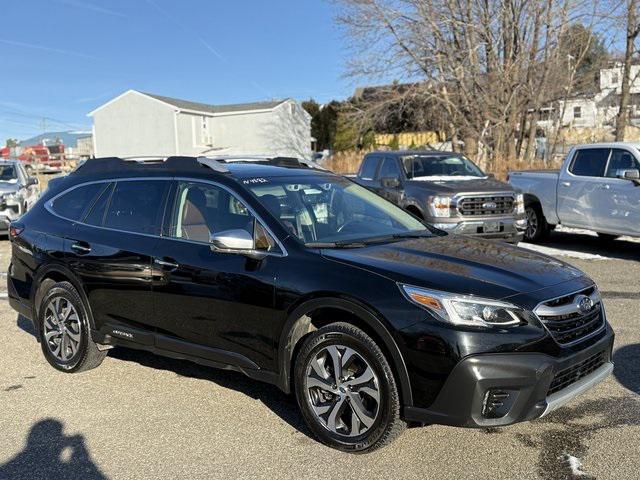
[8,156,614,453]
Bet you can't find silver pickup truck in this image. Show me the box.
[508,142,640,242]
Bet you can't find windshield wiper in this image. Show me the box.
[305,241,367,248]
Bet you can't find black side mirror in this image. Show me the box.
[381,176,400,188]
[27,177,38,186]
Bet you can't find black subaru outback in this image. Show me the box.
[8,156,614,453]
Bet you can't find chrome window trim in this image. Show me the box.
[44,176,288,258]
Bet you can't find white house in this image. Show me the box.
[88,90,312,159]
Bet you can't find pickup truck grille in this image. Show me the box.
[534,286,605,346]
[456,195,515,216]
[547,350,607,396]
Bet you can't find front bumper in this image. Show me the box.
[431,216,526,243]
[403,326,614,428]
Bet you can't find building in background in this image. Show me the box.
[89,90,312,159]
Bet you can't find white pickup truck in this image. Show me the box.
[508,142,640,242]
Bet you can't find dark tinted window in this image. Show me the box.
[570,149,609,177]
[52,183,105,221]
[378,158,401,179]
[606,149,639,177]
[104,180,169,235]
[84,182,114,226]
[359,156,380,180]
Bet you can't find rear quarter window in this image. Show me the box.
[51,183,107,221]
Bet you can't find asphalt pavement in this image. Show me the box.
[0,232,638,480]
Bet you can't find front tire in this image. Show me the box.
[294,323,405,453]
[38,281,106,373]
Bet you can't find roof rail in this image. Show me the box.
[73,156,230,175]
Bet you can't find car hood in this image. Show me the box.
[0,182,19,194]
[320,235,587,301]
[405,177,515,194]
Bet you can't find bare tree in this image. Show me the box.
[616,0,640,141]
[334,0,607,165]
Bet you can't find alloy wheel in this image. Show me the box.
[43,297,82,362]
[525,206,538,240]
[304,345,381,437]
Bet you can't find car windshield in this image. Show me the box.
[401,154,486,180]
[0,165,17,182]
[245,174,431,246]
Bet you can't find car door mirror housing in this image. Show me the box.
[210,229,254,250]
[618,169,640,180]
[27,177,39,186]
[381,176,400,188]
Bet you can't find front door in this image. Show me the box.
[598,148,640,235]
[66,179,170,344]
[151,180,282,371]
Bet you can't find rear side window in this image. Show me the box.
[570,149,609,177]
[52,183,106,221]
[84,182,114,226]
[104,180,170,235]
[359,156,380,180]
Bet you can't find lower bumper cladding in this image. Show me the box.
[403,328,614,428]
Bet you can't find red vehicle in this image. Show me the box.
[1,143,65,171]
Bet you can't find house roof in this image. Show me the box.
[142,92,288,114]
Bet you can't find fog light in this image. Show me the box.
[482,389,512,419]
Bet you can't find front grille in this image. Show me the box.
[547,350,606,396]
[535,287,605,346]
[457,195,515,216]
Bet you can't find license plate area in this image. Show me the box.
[483,222,501,233]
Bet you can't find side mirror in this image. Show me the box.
[210,229,254,250]
[27,177,38,186]
[380,176,400,188]
[618,169,640,180]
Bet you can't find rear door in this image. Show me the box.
[65,179,171,344]
[557,147,610,229]
[357,155,382,191]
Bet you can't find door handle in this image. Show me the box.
[71,242,91,254]
[598,184,611,190]
[154,258,179,269]
[560,181,571,187]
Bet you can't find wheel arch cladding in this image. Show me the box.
[32,265,96,332]
[278,297,414,407]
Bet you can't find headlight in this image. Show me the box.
[400,284,524,327]
[428,196,452,218]
[515,193,525,215]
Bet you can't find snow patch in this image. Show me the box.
[518,242,609,260]
[562,453,587,477]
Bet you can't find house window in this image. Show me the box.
[573,106,582,119]
[612,73,619,86]
[201,116,211,145]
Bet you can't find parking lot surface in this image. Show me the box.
[0,231,638,480]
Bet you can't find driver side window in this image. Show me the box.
[167,181,276,251]
[606,149,639,178]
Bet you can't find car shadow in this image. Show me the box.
[613,344,640,395]
[108,347,312,440]
[0,418,108,480]
[534,229,639,261]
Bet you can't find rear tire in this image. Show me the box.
[524,203,549,242]
[37,281,106,373]
[294,322,405,453]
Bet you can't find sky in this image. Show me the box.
[0,0,352,142]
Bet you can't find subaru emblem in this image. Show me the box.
[576,295,594,314]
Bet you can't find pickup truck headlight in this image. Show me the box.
[400,284,523,327]
[428,196,452,218]
[515,193,525,215]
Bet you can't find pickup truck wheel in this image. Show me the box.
[524,204,548,242]
[294,323,405,453]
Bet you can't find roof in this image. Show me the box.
[143,92,287,114]
[19,131,91,148]
[88,89,289,117]
[369,150,457,156]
